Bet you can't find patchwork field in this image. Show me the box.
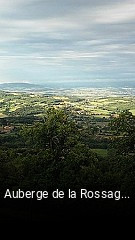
[0,91,134,120]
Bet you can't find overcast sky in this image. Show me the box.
[0,0,135,85]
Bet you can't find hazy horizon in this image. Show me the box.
[0,80,135,89]
[0,0,135,86]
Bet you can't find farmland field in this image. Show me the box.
[0,90,135,120]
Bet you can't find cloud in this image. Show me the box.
[96,2,135,23]
[0,0,135,42]
[0,0,134,84]
[76,1,135,24]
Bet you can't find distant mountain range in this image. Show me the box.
[0,82,42,90]
[0,82,135,96]
[0,81,135,91]
[0,82,56,93]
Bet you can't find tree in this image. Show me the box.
[109,110,135,154]
[20,108,78,158]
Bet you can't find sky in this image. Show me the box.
[0,0,135,86]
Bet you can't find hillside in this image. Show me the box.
[0,82,43,90]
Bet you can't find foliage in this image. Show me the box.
[0,107,135,217]
[109,110,135,154]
